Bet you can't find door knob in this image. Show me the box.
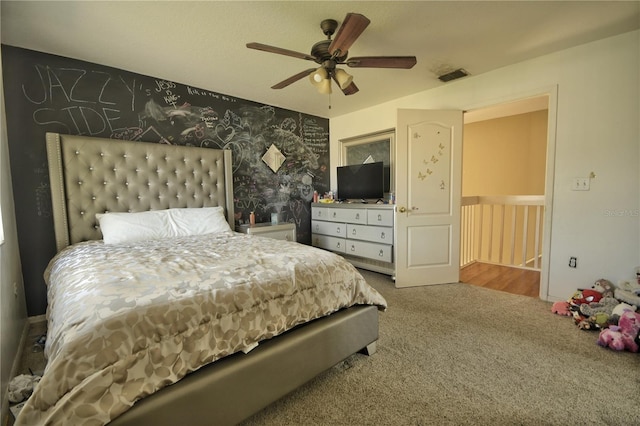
[398,206,407,213]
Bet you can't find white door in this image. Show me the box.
[395,109,463,287]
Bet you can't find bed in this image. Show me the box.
[15,133,387,426]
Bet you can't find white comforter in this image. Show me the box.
[17,232,387,425]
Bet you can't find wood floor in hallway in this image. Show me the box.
[460,262,540,298]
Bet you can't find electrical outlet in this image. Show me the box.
[569,257,577,268]
[571,178,590,191]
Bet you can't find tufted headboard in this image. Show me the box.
[46,133,234,251]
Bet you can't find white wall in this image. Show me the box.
[0,54,28,420]
[331,30,640,300]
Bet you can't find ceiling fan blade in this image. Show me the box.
[271,68,316,89]
[346,56,417,69]
[247,42,316,61]
[342,81,359,96]
[332,74,359,96]
[328,13,370,57]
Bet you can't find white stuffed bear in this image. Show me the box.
[615,279,640,307]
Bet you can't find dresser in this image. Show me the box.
[237,222,297,241]
[311,203,395,276]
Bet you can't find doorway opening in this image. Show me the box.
[460,95,551,298]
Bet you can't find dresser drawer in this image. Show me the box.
[237,223,296,241]
[346,224,393,244]
[312,207,329,220]
[312,234,347,253]
[345,240,393,263]
[326,208,367,224]
[312,220,347,238]
[367,209,394,227]
[258,228,295,241]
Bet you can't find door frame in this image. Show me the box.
[462,85,558,301]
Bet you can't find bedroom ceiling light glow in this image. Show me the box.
[309,67,352,94]
[311,67,327,83]
[334,68,353,89]
[309,68,332,94]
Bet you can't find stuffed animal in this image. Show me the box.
[591,279,615,298]
[570,289,603,306]
[612,302,637,318]
[579,297,620,317]
[597,310,640,352]
[614,287,640,308]
[551,301,572,316]
[578,312,610,331]
[597,327,625,351]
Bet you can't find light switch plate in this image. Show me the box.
[571,178,590,191]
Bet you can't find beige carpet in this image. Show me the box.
[241,269,640,426]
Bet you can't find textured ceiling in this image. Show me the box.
[2,1,639,118]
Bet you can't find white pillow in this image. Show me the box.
[96,207,232,245]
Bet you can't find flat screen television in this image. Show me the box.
[337,161,384,201]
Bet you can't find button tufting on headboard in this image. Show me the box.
[46,133,234,251]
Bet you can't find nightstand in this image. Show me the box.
[237,222,297,242]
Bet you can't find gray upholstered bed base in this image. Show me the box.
[45,133,380,425]
[110,305,378,426]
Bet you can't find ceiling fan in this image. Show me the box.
[246,13,417,96]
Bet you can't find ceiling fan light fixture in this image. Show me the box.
[309,67,328,84]
[309,67,332,94]
[334,68,353,89]
[317,78,332,94]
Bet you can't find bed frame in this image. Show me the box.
[45,132,379,425]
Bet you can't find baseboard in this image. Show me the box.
[27,315,46,326]
[2,318,30,426]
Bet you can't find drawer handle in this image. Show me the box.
[315,224,319,231]
[336,242,341,249]
[379,249,384,257]
[318,211,322,217]
[336,226,341,234]
[355,213,360,220]
[350,245,356,252]
[351,229,357,236]
[377,214,382,221]
[332,212,337,218]
[380,232,386,239]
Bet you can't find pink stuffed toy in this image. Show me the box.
[551,301,572,316]
[597,310,640,352]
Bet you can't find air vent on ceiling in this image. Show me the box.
[438,68,469,82]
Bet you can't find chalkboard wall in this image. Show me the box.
[1,45,330,316]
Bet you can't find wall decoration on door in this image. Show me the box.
[410,124,451,214]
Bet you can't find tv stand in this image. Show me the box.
[311,202,395,276]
